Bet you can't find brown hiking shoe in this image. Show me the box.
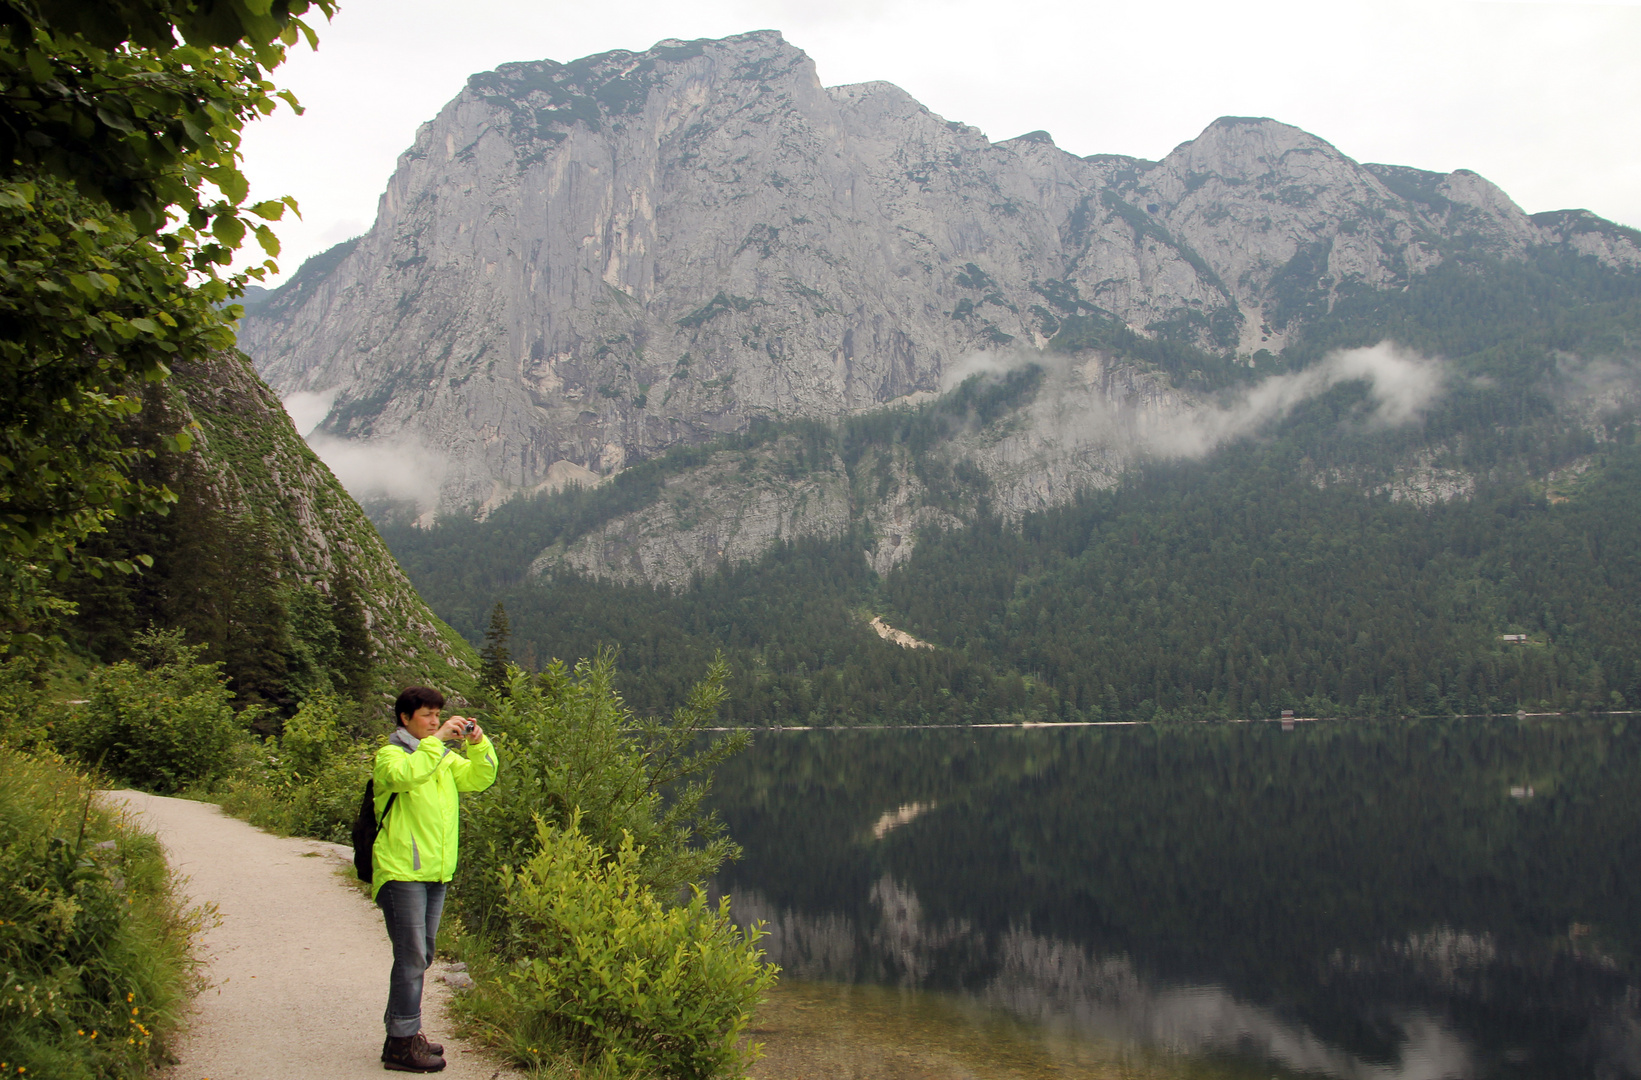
[382,1034,445,1072]
[414,1032,443,1057]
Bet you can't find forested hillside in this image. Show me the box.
[379,248,1641,723]
[66,353,474,723]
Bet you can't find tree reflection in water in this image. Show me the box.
[710,720,1641,1079]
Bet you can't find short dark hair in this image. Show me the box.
[394,686,446,725]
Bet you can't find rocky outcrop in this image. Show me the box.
[534,354,1201,588]
[236,31,1641,519]
[532,432,854,586]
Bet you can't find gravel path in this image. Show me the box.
[103,791,512,1080]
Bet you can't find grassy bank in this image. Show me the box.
[0,750,203,1079]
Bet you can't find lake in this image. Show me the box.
[708,719,1641,1080]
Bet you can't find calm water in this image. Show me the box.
[707,719,1641,1080]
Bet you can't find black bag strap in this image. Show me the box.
[375,791,398,835]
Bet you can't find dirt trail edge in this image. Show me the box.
[103,791,512,1080]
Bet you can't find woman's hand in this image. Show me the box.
[439,715,484,744]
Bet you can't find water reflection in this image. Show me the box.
[709,721,1641,1079]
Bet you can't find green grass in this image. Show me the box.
[0,751,204,1079]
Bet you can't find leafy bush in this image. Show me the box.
[462,814,776,1080]
[458,653,747,938]
[277,692,348,780]
[273,744,373,844]
[216,693,371,844]
[0,750,199,1078]
[55,629,251,793]
[0,655,56,751]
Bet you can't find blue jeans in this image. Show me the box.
[376,880,446,1038]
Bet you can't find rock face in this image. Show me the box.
[237,31,1641,519]
[535,354,1209,588]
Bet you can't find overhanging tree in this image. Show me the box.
[0,0,334,651]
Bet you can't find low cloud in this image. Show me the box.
[280,389,337,437]
[952,341,1448,460]
[279,388,446,507]
[305,432,448,508]
[1145,342,1446,457]
[940,349,1026,392]
[1551,353,1641,414]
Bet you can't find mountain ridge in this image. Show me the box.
[237,30,1641,525]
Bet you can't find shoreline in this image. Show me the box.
[702,709,1641,732]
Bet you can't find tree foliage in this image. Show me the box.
[0,0,329,652]
[0,0,331,234]
[458,654,747,937]
[478,600,510,695]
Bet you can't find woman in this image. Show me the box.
[372,685,498,1073]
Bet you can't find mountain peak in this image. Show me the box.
[1163,116,1347,180]
[238,31,1641,517]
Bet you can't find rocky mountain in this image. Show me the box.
[535,357,1199,583]
[238,29,1641,528]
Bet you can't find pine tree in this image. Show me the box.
[330,562,374,706]
[479,601,512,695]
[217,513,291,727]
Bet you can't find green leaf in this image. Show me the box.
[212,167,250,204]
[208,211,242,244]
[23,48,53,84]
[0,184,36,210]
[254,223,280,256]
[95,106,136,135]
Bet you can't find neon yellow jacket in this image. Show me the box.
[371,726,499,900]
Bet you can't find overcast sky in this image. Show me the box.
[238,0,1641,286]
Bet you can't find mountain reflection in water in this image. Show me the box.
[708,721,1641,1079]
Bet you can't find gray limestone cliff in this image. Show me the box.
[237,31,1641,529]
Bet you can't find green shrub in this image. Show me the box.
[216,694,372,844]
[277,744,372,843]
[458,653,746,938]
[276,692,347,780]
[0,750,198,1078]
[55,629,251,793]
[0,655,54,750]
[465,814,776,1080]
